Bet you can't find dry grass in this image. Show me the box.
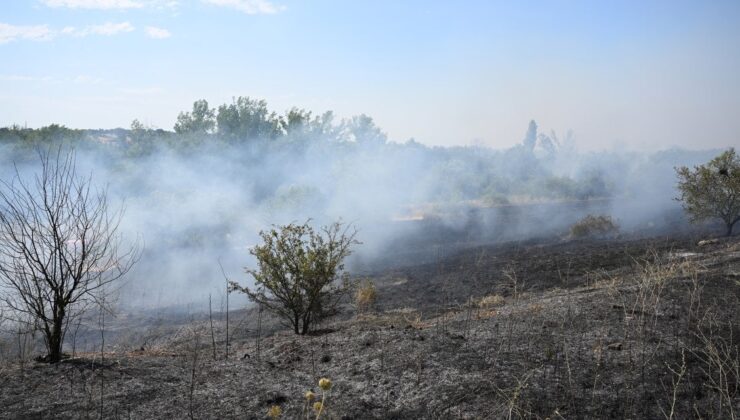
[478,294,505,308]
[354,280,377,314]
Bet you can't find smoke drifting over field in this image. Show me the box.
[0,117,722,309]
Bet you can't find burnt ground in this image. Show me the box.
[0,232,739,419]
[365,233,711,313]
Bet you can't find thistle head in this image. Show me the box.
[318,377,332,391]
[267,405,282,418]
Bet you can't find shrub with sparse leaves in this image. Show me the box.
[230,221,359,335]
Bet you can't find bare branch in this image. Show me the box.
[0,146,139,362]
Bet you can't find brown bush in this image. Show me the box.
[569,214,619,238]
[478,294,505,308]
[354,280,377,313]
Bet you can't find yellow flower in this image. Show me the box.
[313,401,323,412]
[305,390,316,401]
[267,405,282,418]
[318,377,332,391]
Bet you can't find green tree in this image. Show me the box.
[229,221,358,335]
[174,99,216,134]
[283,107,312,135]
[676,148,740,236]
[215,96,283,141]
[128,119,167,156]
[345,114,386,146]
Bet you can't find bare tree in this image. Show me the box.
[0,148,138,363]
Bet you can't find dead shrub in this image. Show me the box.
[527,303,544,314]
[569,214,619,238]
[478,294,505,309]
[355,280,377,313]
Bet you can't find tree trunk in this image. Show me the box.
[728,221,736,237]
[47,315,65,363]
[301,319,310,335]
[300,312,311,335]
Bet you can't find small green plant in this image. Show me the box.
[569,214,619,239]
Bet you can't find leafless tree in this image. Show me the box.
[0,148,138,363]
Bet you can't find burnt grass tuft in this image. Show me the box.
[1,234,739,419]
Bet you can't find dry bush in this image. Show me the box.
[526,303,544,314]
[354,280,377,313]
[478,294,505,308]
[179,323,205,420]
[692,310,739,419]
[569,214,619,238]
[608,252,739,419]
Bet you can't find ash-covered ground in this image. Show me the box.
[1,221,738,419]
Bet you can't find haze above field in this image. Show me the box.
[2,0,739,150]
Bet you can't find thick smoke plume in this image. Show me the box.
[0,104,721,309]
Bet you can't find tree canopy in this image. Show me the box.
[174,99,216,135]
[676,148,740,236]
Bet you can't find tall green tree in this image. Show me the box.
[174,99,216,135]
[676,148,740,236]
[216,96,283,141]
[283,107,312,135]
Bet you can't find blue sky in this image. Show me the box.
[1,0,739,150]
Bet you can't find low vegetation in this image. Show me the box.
[569,214,620,238]
[228,221,358,335]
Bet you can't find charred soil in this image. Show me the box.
[1,233,739,419]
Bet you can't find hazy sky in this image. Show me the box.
[1,0,739,150]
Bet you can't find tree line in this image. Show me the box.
[171,97,387,145]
